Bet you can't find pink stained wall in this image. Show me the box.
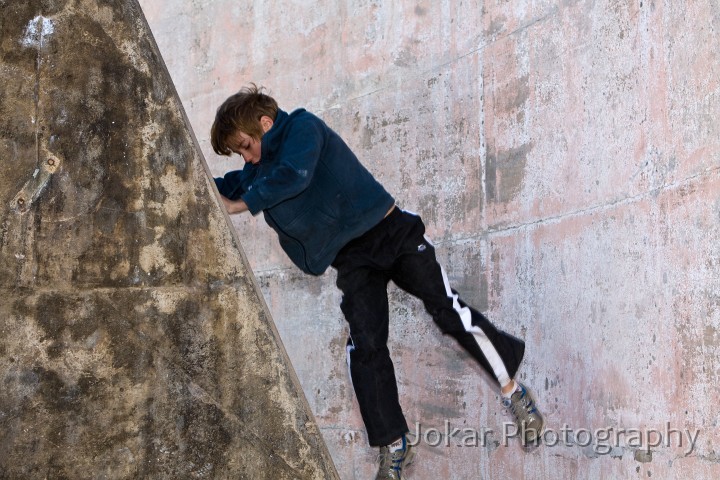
[139,1,720,478]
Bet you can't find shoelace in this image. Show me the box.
[391,450,404,470]
[376,449,405,476]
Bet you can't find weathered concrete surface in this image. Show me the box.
[141,0,720,478]
[0,1,338,478]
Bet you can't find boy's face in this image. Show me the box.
[227,115,274,165]
[227,129,262,165]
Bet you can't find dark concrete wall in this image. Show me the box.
[0,1,338,478]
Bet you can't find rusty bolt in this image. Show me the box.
[17,198,26,206]
[47,158,56,166]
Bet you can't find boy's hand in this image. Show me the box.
[220,195,249,214]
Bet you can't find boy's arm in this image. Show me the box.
[214,167,252,200]
[214,165,256,214]
[241,118,324,215]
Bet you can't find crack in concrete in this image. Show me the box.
[406,162,720,249]
[485,163,720,236]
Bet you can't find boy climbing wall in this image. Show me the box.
[212,85,544,479]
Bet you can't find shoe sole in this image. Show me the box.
[399,448,416,479]
[404,448,416,467]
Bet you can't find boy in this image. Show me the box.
[211,85,544,479]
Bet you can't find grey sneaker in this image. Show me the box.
[503,382,545,445]
[375,440,415,480]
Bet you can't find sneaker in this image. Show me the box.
[502,382,545,445]
[375,437,415,480]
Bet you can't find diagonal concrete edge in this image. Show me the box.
[0,1,340,478]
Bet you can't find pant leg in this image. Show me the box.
[334,257,409,447]
[389,211,525,386]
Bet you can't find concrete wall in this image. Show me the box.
[140,0,720,478]
[0,1,338,478]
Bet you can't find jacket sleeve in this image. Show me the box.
[214,165,255,200]
[241,118,324,215]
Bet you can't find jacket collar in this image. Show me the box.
[260,108,296,160]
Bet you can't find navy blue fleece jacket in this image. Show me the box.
[214,108,395,275]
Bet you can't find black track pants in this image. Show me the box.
[331,208,525,447]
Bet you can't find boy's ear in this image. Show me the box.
[260,116,274,133]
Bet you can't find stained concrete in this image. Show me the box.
[140,0,720,478]
[0,1,338,478]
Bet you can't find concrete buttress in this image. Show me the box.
[0,1,339,478]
